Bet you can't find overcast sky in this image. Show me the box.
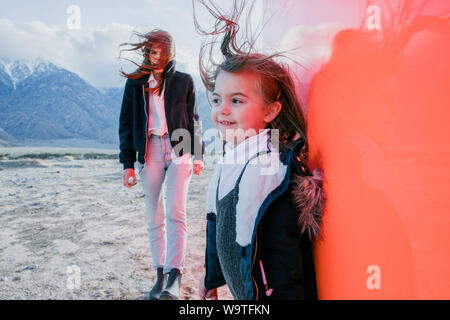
[0,0,217,88]
[0,0,362,89]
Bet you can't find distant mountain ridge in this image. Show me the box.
[0,58,60,90]
[0,58,214,148]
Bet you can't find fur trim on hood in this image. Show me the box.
[291,168,325,241]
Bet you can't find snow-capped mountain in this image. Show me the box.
[0,58,123,146]
[0,58,213,148]
[0,58,60,90]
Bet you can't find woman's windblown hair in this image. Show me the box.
[119,29,176,93]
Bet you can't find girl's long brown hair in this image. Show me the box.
[193,0,307,155]
[119,29,176,95]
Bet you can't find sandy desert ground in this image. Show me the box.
[0,147,232,300]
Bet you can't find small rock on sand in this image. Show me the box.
[53,239,79,254]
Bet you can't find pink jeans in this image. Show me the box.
[139,134,192,274]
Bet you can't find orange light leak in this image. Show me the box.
[265,0,450,299]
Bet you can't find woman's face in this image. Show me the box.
[144,44,164,72]
[211,70,271,146]
[148,47,162,65]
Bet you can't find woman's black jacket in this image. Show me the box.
[119,60,204,169]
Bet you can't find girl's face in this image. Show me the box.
[211,70,279,146]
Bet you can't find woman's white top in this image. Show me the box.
[147,73,168,136]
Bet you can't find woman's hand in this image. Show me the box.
[193,160,204,176]
[198,273,218,300]
[123,168,136,188]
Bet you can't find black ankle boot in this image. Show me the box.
[159,269,182,300]
[148,268,166,300]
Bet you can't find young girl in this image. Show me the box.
[195,1,325,300]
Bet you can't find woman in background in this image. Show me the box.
[119,29,204,300]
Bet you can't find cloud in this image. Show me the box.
[0,19,201,88]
